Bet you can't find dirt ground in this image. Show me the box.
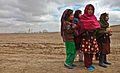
[0,31,120,73]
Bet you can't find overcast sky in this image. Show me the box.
[0,0,120,33]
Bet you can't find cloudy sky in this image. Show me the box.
[0,0,120,33]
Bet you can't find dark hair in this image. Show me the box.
[64,9,73,21]
[100,13,109,20]
[87,4,94,12]
[74,10,82,19]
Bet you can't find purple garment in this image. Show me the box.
[73,18,79,37]
[73,18,79,24]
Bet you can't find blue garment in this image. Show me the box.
[73,18,79,25]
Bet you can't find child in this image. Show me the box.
[61,9,77,69]
[96,13,112,68]
[73,10,84,62]
[77,4,100,71]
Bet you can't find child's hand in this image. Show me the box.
[72,23,77,29]
[108,31,112,36]
[106,27,111,32]
[105,30,110,34]
[65,21,72,25]
[105,27,112,34]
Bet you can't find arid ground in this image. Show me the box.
[0,26,120,73]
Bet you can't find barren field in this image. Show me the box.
[0,29,120,73]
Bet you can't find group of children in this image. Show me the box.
[61,4,112,71]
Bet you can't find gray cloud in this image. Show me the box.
[99,0,120,8]
[0,0,119,33]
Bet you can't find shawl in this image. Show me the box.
[61,9,69,39]
[80,4,100,30]
[96,13,109,39]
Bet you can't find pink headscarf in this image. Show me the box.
[80,4,100,30]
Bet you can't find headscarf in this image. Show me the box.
[99,13,109,28]
[80,4,100,30]
[61,9,73,41]
[74,10,82,19]
[96,13,109,39]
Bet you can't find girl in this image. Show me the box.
[96,13,112,68]
[77,4,100,71]
[61,9,77,69]
[73,10,84,62]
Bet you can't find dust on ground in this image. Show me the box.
[0,32,120,73]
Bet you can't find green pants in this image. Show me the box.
[65,42,76,66]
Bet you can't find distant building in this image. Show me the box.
[43,29,48,33]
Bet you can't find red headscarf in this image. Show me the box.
[80,4,100,30]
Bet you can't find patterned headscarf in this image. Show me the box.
[61,9,73,41]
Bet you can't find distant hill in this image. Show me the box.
[111,25,120,32]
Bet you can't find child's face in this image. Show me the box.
[105,16,109,21]
[68,13,74,21]
[79,14,82,18]
[88,6,93,15]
